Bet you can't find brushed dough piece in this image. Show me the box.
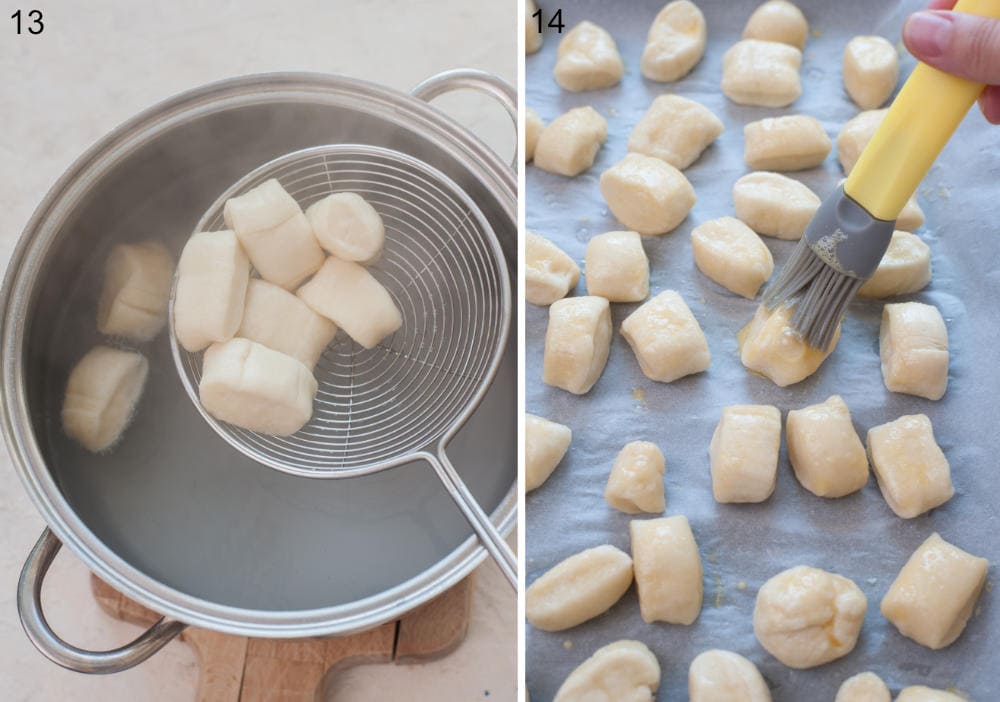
[554,640,660,702]
[896,687,967,702]
[867,413,953,519]
[174,230,251,353]
[534,106,608,177]
[710,404,781,503]
[733,172,820,240]
[837,109,887,174]
[858,231,931,298]
[526,544,634,631]
[722,39,802,108]
[744,115,831,171]
[526,108,544,162]
[526,413,572,492]
[554,20,624,92]
[297,257,402,350]
[237,279,337,369]
[738,304,840,386]
[835,672,891,702]
[305,192,384,263]
[199,338,316,436]
[97,241,174,342]
[585,230,649,302]
[843,36,899,109]
[628,94,724,170]
[526,0,542,54]
[754,565,867,669]
[787,395,869,498]
[526,231,581,305]
[743,0,808,49]
[605,441,666,514]
[641,0,707,82]
[630,515,703,624]
[881,533,988,650]
[223,179,324,289]
[620,290,710,383]
[879,302,948,400]
[896,196,926,231]
[600,153,696,235]
[62,346,149,453]
[691,216,774,299]
[689,649,772,702]
[543,296,612,394]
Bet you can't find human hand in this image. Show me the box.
[903,0,1000,123]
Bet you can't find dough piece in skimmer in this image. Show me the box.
[835,672,891,702]
[526,231,581,305]
[738,304,840,386]
[305,192,385,263]
[641,0,707,82]
[691,216,773,299]
[600,153,696,236]
[620,290,710,383]
[630,515,703,624]
[733,172,820,240]
[722,39,802,108]
[97,241,174,342]
[174,230,251,353]
[880,302,948,400]
[605,441,666,514]
[743,115,831,171]
[554,20,624,92]
[689,649,772,702]
[534,106,608,177]
[542,296,612,394]
[62,346,149,453]
[525,413,572,492]
[238,279,337,369]
[223,179,324,289]
[867,413,953,519]
[554,640,660,702]
[525,108,544,162]
[743,0,808,49]
[787,395,869,498]
[843,36,899,109]
[858,231,931,298]
[585,230,649,302]
[837,108,887,174]
[627,94,723,170]
[710,404,781,503]
[298,257,401,350]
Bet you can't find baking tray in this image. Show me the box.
[525,0,1000,699]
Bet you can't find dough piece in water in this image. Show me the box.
[97,241,174,342]
[628,95,723,170]
[525,413,572,492]
[742,0,808,49]
[543,296,612,394]
[297,257,402,350]
[641,0,707,82]
[843,36,899,109]
[600,153,696,236]
[858,231,931,298]
[691,216,774,299]
[223,179,324,289]
[237,279,337,369]
[305,192,384,263]
[722,40,802,108]
[879,302,948,400]
[605,441,665,514]
[620,290,710,383]
[709,404,781,503]
[689,649,772,702]
[534,106,608,177]
[733,172,820,240]
[867,413,953,519]
[881,533,988,650]
[554,21,624,92]
[835,672,891,702]
[787,395,869,498]
[744,115,831,171]
[526,544,633,631]
[174,230,251,352]
[630,515,703,624]
[738,304,840,386]
[62,346,149,452]
[585,231,649,302]
[896,687,968,702]
[526,0,542,54]
[525,108,544,162]
[753,565,867,669]
[526,231,580,305]
[199,338,316,436]
[837,109,887,174]
[554,640,660,702]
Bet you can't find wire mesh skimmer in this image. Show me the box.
[168,144,516,586]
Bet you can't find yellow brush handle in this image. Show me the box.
[845,0,1000,221]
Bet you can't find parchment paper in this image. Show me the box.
[526,1,1000,699]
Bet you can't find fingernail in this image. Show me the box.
[904,11,953,59]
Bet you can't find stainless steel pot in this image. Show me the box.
[2,70,517,673]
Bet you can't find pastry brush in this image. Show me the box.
[763,0,1000,349]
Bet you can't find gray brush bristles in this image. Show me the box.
[762,239,863,351]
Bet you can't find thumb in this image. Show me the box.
[903,10,1000,84]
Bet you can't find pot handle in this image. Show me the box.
[17,528,187,674]
[411,69,518,168]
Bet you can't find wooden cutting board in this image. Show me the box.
[91,574,473,701]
